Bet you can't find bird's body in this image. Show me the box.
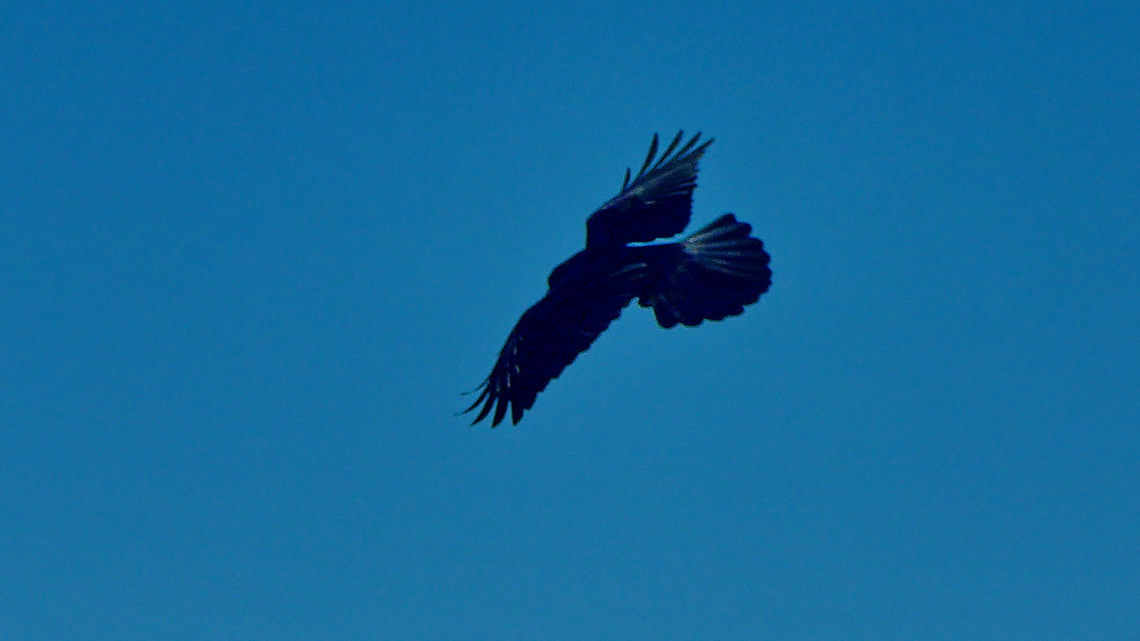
[465,132,772,426]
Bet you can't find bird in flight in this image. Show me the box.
[464,131,772,426]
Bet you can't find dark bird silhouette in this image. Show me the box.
[464,132,772,426]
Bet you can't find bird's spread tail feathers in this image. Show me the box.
[639,214,771,329]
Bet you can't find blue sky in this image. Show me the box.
[3,1,1138,639]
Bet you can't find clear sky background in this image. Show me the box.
[3,1,1138,639]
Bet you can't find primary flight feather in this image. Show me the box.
[465,132,772,426]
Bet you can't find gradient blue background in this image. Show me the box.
[3,1,1138,639]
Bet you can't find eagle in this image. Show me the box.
[464,132,772,426]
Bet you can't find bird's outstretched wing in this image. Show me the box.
[585,131,713,247]
[464,262,646,427]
